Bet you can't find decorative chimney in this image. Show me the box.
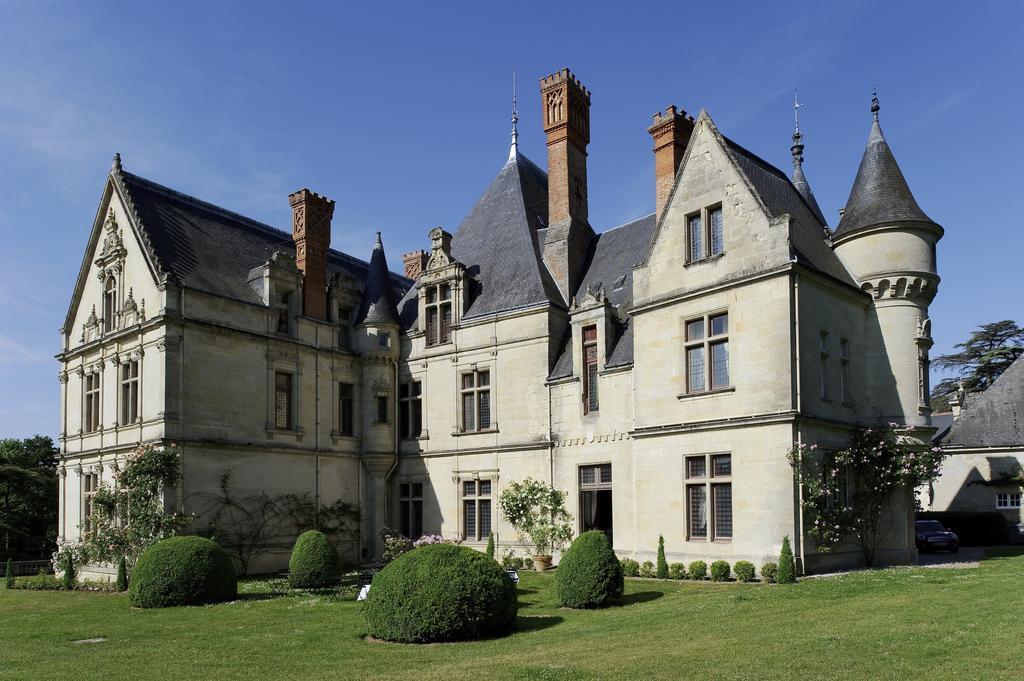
[540,68,595,302]
[288,188,335,321]
[402,250,429,280]
[647,105,694,222]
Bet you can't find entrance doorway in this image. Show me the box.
[579,463,613,546]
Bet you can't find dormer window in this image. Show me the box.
[103,276,118,332]
[337,305,352,349]
[425,283,452,346]
[686,205,724,264]
[583,325,599,414]
[275,291,292,334]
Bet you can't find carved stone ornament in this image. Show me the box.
[571,283,608,311]
[426,227,454,271]
[81,305,101,343]
[119,287,142,327]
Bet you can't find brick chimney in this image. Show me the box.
[402,250,429,280]
[288,188,335,321]
[540,68,595,302]
[648,105,694,222]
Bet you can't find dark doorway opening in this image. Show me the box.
[580,464,613,546]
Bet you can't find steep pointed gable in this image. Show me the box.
[791,163,828,227]
[450,151,563,318]
[834,112,936,238]
[356,233,400,325]
[944,355,1024,448]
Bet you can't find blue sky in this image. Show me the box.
[1,0,1021,438]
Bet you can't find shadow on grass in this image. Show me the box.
[617,591,664,606]
[981,546,1024,561]
[515,615,563,633]
[516,587,538,595]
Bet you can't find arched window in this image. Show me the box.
[103,275,118,332]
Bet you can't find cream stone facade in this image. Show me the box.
[58,71,944,576]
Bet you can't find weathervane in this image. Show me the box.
[791,91,804,168]
[508,69,519,161]
[793,91,803,133]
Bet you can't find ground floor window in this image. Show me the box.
[685,453,732,540]
[82,472,99,538]
[462,479,492,541]
[579,463,613,545]
[996,492,1021,509]
[399,482,423,539]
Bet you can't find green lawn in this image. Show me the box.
[2,550,1023,680]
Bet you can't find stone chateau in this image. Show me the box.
[57,68,943,574]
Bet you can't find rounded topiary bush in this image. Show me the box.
[555,530,624,609]
[710,560,731,582]
[128,536,237,608]
[734,560,756,583]
[668,562,687,580]
[288,530,340,588]
[760,562,778,584]
[363,543,517,643]
[688,560,708,580]
[620,558,640,577]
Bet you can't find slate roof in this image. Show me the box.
[450,150,563,318]
[356,233,400,325]
[114,169,410,310]
[943,356,1024,448]
[722,137,857,287]
[833,116,937,238]
[549,214,657,379]
[791,163,828,227]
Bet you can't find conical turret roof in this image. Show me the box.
[834,98,936,238]
[357,232,400,325]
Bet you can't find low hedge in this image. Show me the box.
[288,530,341,588]
[710,560,731,582]
[555,531,623,608]
[620,558,640,577]
[688,560,708,580]
[128,536,237,608]
[363,543,517,643]
[668,562,686,580]
[734,560,756,582]
[760,562,778,583]
[917,512,1010,546]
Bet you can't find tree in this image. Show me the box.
[0,436,58,560]
[932,320,1024,410]
[497,478,574,557]
[485,532,495,560]
[115,556,128,592]
[656,535,668,579]
[777,536,796,584]
[790,424,945,566]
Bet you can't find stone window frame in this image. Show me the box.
[274,371,294,430]
[376,394,389,424]
[336,381,356,437]
[820,330,832,402]
[685,203,725,265]
[582,325,599,414]
[273,289,294,336]
[461,478,493,542]
[684,452,733,542]
[458,367,493,433]
[399,380,423,440]
[81,469,100,539]
[578,462,612,537]
[102,274,119,334]
[83,367,102,433]
[682,311,730,395]
[120,358,140,426]
[424,283,453,347]
[335,304,353,350]
[398,481,424,539]
[840,338,852,405]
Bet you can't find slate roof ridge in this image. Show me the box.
[944,354,1024,447]
[118,169,381,273]
[598,212,656,235]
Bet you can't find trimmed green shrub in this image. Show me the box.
[760,562,778,583]
[555,531,623,609]
[688,560,707,580]
[778,536,796,584]
[639,560,656,578]
[288,530,340,588]
[734,560,755,583]
[485,533,495,560]
[129,536,237,608]
[668,562,686,580]
[4,558,13,589]
[363,543,517,643]
[656,535,669,579]
[710,560,731,582]
[61,552,75,591]
[620,558,640,577]
[519,557,532,570]
[115,556,128,592]
[9,570,60,590]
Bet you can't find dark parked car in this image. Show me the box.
[915,520,960,553]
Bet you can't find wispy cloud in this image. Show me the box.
[0,334,50,364]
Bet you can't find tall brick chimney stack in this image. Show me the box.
[540,68,595,302]
[648,105,694,222]
[402,250,429,280]
[288,188,335,321]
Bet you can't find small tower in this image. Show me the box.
[789,94,827,227]
[833,93,943,427]
[355,232,401,556]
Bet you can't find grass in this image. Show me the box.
[2,549,1023,680]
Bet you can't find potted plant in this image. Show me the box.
[498,478,573,571]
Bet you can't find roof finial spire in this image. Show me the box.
[508,69,519,162]
[871,85,880,122]
[791,91,804,168]
[111,152,122,173]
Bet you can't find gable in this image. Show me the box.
[64,176,164,350]
[633,114,791,306]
